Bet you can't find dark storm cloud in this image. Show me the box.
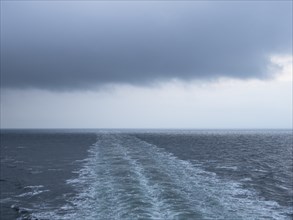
[1,1,292,90]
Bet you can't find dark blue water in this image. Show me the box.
[1,129,292,219]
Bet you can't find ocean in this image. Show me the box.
[0,129,292,219]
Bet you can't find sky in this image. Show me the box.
[1,1,292,129]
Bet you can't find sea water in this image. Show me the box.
[0,129,292,219]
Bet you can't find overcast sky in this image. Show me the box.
[1,1,292,129]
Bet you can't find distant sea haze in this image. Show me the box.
[1,129,292,219]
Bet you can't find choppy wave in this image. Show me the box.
[16,185,49,198]
[32,133,291,220]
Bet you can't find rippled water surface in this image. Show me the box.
[1,129,292,219]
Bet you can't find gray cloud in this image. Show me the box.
[1,1,292,90]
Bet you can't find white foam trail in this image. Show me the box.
[32,133,291,220]
[113,143,177,219]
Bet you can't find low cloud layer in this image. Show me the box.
[1,1,292,90]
